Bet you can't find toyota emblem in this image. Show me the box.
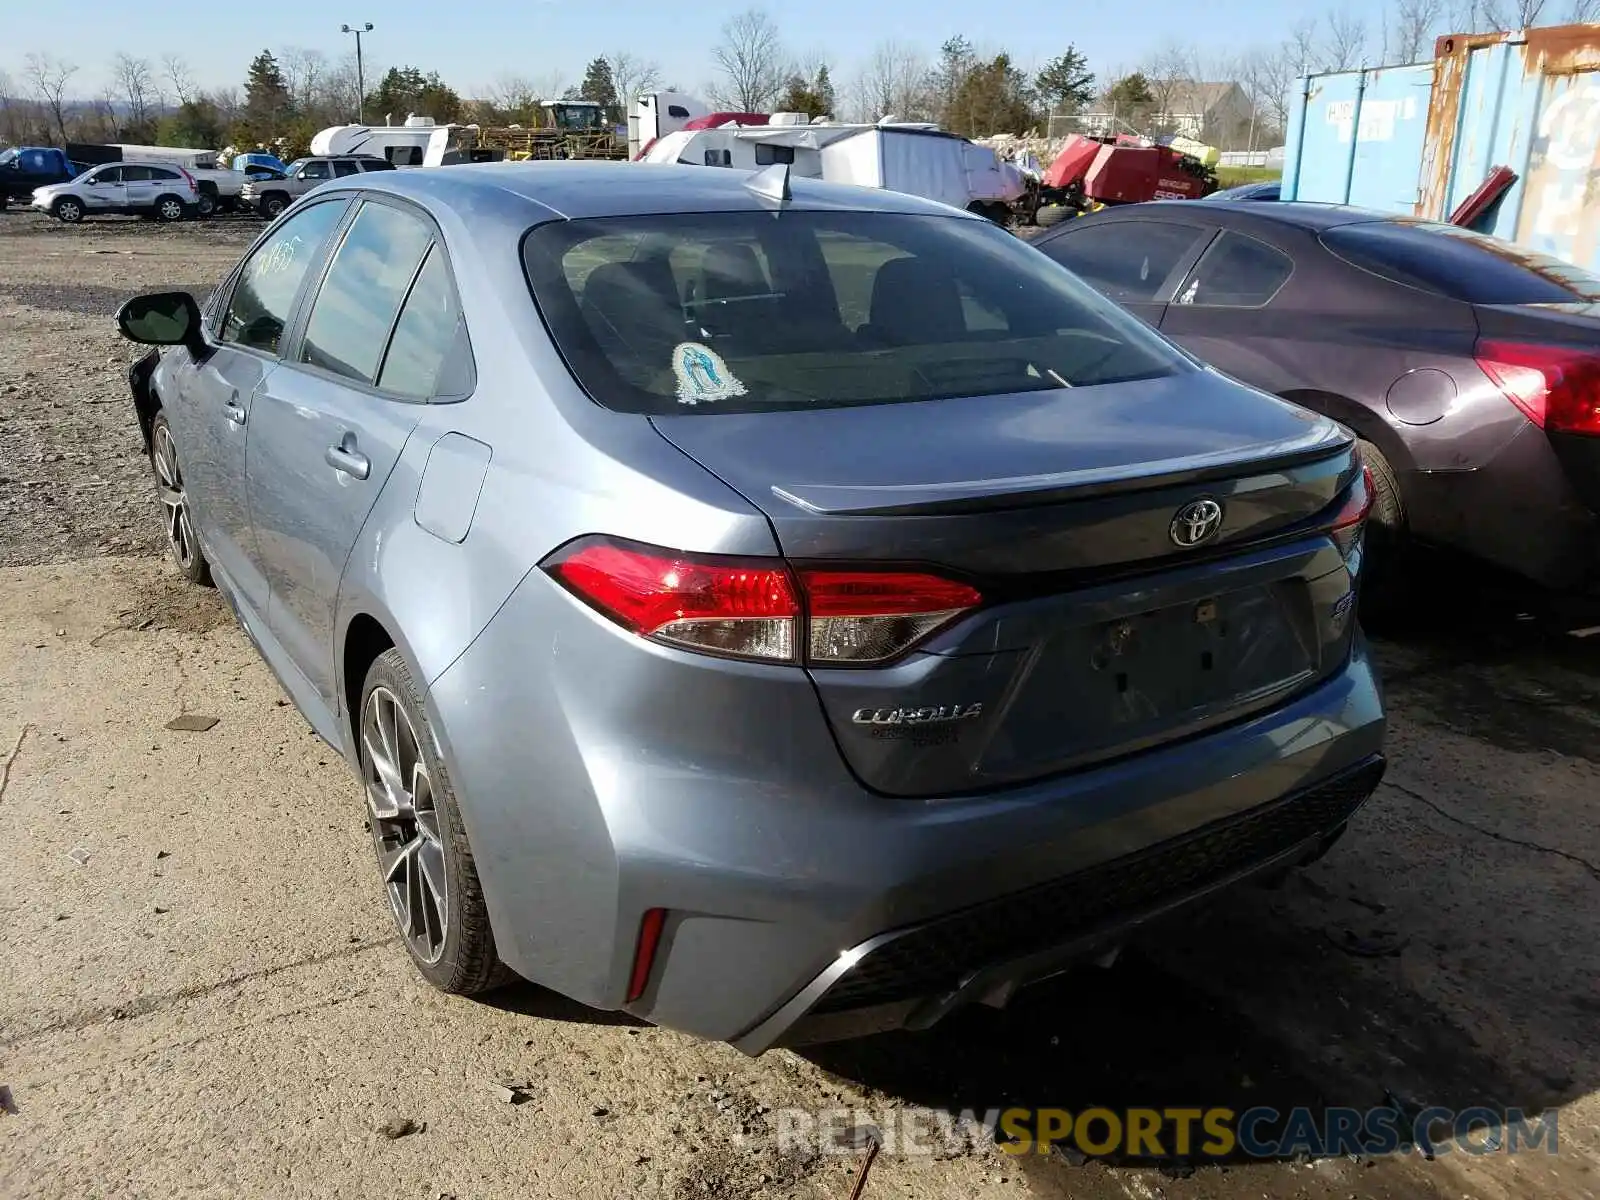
[1169,498,1224,548]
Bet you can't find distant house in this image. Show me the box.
[1081,80,1259,147]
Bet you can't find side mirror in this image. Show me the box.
[116,291,203,351]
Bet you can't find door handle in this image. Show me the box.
[325,436,370,480]
[223,396,246,426]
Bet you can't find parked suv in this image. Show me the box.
[239,155,395,218]
[31,161,199,224]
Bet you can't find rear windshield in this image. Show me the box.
[1320,221,1600,304]
[521,210,1192,416]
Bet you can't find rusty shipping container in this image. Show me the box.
[1282,22,1600,270]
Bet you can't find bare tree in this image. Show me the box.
[1142,41,1197,133]
[848,40,931,122]
[278,47,330,115]
[606,51,662,108]
[710,9,785,112]
[111,53,155,130]
[24,52,78,143]
[532,71,568,103]
[1566,0,1599,19]
[164,54,195,106]
[1391,0,1445,63]
[1322,10,1372,70]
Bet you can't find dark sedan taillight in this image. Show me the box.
[1327,462,1375,564]
[542,536,982,666]
[1475,340,1600,436]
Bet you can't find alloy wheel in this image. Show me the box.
[151,423,198,572]
[57,200,81,223]
[362,686,450,964]
[159,199,183,221]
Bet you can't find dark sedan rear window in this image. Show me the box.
[521,210,1191,416]
[1321,221,1600,304]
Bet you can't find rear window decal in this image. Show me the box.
[673,341,747,405]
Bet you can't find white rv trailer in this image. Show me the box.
[310,114,453,166]
[638,114,1027,215]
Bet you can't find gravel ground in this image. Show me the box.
[1,211,1598,1200]
[0,212,259,568]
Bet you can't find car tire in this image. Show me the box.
[358,648,512,995]
[195,191,217,218]
[154,194,186,222]
[1356,439,1410,621]
[52,197,84,224]
[1035,204,1070,228]
[149,411,213,586]
[259,193,288,220]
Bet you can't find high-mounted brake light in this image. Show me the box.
[1475,340,1600,436]
[543,537,983,666]
[1328,462,1375,564]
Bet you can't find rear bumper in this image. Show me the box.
[426,563,1387,1051]
[740,754,1382,1053]
[1405,422,1600,590]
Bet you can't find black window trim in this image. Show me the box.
[279,191,476,404]
[1037,216,1219,305]
[207,195,356,361]
[1170,226,1296,310]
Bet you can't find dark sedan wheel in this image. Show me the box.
[149,412,212,586]
[1356,439,1411,621]
[359,648,510,994]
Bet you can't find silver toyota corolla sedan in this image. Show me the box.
[117,161,1386,1053]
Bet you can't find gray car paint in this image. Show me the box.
[141,163,1386,1051]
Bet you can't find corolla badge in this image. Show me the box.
[1169,498,1224,548]
[851,703,984,727]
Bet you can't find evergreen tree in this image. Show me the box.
[579,57,618,108]
[1035,47,1095,114]
[242,50,292,139]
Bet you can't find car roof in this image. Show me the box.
[310,160,990,223]
[1127,199,1406,232]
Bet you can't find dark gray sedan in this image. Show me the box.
[116,163,1384,1052]
[1033,201,1600,604]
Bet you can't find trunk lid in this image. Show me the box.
[651,373,1362,796]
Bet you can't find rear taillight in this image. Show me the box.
[179,167,196,191]
[1475,340,1600,436]
[1328,462,1375,563]
[543,537,982,666]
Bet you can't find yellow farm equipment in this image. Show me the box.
[444,100,628,163]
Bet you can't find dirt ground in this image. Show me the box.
[1,212,1598,1200]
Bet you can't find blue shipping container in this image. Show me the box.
[1418,27,1600,272]
[1280,62,1435,211]
[1280,24,1600,272]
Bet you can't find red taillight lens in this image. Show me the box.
[799,570,983,663]
[1328,463,1375,563]
[1475,340,1600,436]
[543,537,983,666]
[546,539,799,661]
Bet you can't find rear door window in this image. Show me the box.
[376,246,472,399]
[1320,221,1600,303]
[521,209,1193,416]
[332,160,361,178]
[1036,220,1213,302]
[1172,231,1294,307]
[297,200,436,385]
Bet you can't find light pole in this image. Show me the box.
[341,22,373,124]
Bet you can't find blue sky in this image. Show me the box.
[5,0,1395,101]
